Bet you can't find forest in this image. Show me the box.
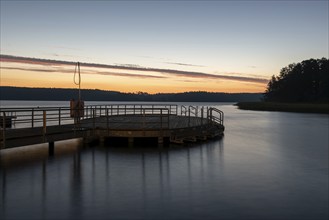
[264,58,328,102]
[0,86,262,102]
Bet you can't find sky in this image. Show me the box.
[0,0,328,94]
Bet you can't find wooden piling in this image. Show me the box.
[128,137,134,147]
[49,141,55,157]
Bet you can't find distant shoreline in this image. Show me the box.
[236,102,329,114]
[0,86,262,102]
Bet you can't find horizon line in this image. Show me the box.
[0,85,264,95]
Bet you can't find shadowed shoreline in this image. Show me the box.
[236,102,329,114]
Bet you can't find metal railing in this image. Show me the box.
[85,107,171,131]
[0,104,224,149]
[84,104,177,118]
[0,104,224,130]
[207,107,224,126]
[0,104,178,129]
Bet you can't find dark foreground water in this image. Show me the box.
[0,102,328,220]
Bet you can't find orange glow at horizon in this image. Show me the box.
[0,62,268,94]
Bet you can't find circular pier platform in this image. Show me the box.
[0,104,224,149]
[80,113,224,145]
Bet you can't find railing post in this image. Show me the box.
[43,110,47,142]
[220,112,224,125]
[167,109,170,128]
[188,107,190,127]
[58,108,61,126]
[160,109,163,129]
[210,109,213,124]
[106,108,109,132]
[93,109,96,133]
[1,112,6,149]
[32,108,34,128]
[143,109,145,130]
[201,107,204,125]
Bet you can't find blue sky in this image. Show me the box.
[0,0,328,93]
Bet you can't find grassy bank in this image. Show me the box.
[236,102,329,114]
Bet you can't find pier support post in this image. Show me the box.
[158,137,164,146]
[99,136,105,147]
[49,141,55,157]
[128,137,134,148]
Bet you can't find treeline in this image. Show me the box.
[0,86,262,102]
[264,58,328,102]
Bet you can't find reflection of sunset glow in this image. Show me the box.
[0,56,268,94]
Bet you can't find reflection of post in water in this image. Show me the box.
[200,146,205,182]
[158,152,164,201]
[104,148,110,203]
[0,168,6,219]
[141,153,147,211]
[41,160,47,219]
[218,139,224,165]
[165,151,171,193]
[161,150,171,199]
[70,151,82,219]
[141,152,146,190]
[187,147,192,184]
[105,148,110,182]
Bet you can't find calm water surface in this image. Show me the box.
[0,101,328,220]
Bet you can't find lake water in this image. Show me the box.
[0,101,328,220]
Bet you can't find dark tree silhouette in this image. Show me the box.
[0,86,262,102]
[264,58,329,102]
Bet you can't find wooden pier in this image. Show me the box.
[0,104,224,152]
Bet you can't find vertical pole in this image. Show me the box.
[160,109,163,130]
[58,108,61,126]
[167,109,170,128]
[99,136,105,147]
[49,141,55,157]
[92,109,96,133]
[77,62,81,103]
[43,111,46,142]
[31,108,34,128]
[158,137,163,146]
[2,112,6,149]
[207,107,209,123]
[201,107,204,125]
[210,109,213,124]
[106,109,109,135]
[128,137,134,148]
[220,112,224,125]
[143,109,145,130]
[188,107,190,127]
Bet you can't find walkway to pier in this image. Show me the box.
[0,104,224,149]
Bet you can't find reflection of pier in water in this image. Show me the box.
[1,104,224,154]
[0,141,224,219]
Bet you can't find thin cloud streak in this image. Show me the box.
[1,67,167,79]
[165,62,206,67]
[0,54,269,84]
